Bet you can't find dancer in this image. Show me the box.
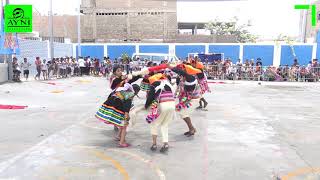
[95,83,140,148]
[170,63,202,137]
[109,65,141,132]
[145,73,175,153]
[191,57,210,111]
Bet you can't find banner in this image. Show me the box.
[0,2,20,55]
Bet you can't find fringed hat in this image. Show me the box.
[148,73,167,85]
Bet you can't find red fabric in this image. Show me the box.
[148,64,167,72]
[0,105,28,109]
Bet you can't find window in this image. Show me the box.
[96,13,99,15]
[112,13,114,15]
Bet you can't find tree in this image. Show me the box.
[205,17,258,43]
[274,34,297,58]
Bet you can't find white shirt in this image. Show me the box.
[78,59,85,67]
[21,62,31,70]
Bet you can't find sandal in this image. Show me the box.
[150,144,157,151]
[184,131,191,136]
[186,129,196,137]
[160,144,169,153]
[118,143,131,148]
[204,102,208,109]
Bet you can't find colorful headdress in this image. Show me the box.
[148,73,166,85]
[184,65,202,75]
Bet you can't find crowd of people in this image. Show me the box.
[12,56,114,82]
[206,58,320,82]
[11,55,320,83]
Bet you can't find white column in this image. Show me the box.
[72,43,77,58]
[136,44,139,54]
[312,43,317,60]
[104,44,108,57]
[239,44,244,63]
[273,44,281,66]
[169,44,175,56]
[205,43,209,54]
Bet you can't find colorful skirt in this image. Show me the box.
[198,78,210,94]
[95,97,126,127]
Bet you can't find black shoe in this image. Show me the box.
[196,106,203,110]
[160,144,169,153]
[150,144,157,151]
[204,102,208,109]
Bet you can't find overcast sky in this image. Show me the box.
[8,0,317,39]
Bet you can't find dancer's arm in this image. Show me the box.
[127,75,142,84]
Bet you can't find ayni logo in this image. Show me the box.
[4,5,32,33]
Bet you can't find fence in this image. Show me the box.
[206,65,320,82]
[15,39,73,76]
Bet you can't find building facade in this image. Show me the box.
[80,0,177,43]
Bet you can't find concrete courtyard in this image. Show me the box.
[0,77,320,180]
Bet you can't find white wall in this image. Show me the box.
[0,63,8,83]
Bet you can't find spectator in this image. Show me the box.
[78,56,85,76]
[292,59,299,67]
[20,58,31,81]
[94,59,100,76]
[35,57,41,80]
[12,57,21,82]
[41,59,48,80]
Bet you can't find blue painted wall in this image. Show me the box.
[107,45,136,60]
[77,45,104,61]
[281,45,313,65]
[243,45,274,66]
[175,45,205,59]
[139,45,169,54]
[209,45,240,63]
[317,44,320,60]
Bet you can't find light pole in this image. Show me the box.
[49,0,54,60]
[5,0,13,81]
[77,0,81,60]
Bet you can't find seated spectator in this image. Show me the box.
[292,59,299,67]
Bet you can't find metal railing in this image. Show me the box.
[205,65,320,82]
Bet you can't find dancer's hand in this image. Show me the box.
[124,112,130,121]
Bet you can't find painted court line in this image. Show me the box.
[109,149,166,180]
[92,150,130,180]
[0,111,91,174]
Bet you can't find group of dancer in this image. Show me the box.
[95,57,210,153]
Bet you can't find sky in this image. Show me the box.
[8,0,317,39]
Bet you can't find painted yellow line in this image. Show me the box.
[92,150,130,180]
[50,90,64,93]
[75,145,166,180]
[110,149,166,180]
[281,167,320,180]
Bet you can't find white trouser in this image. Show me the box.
[178,99,199,119]
[150,101,175,143]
